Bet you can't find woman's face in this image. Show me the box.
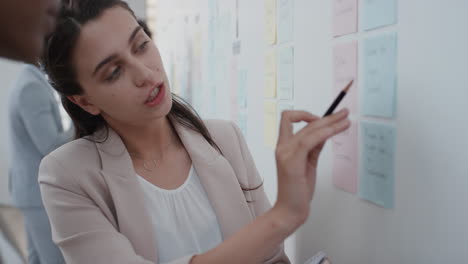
[71,6,172,128]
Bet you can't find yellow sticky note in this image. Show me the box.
[264,101,278,148]
[264,0,277,45]
[264,49,277,98]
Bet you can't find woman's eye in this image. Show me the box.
[137,41,150,52]
[105,66,121,82]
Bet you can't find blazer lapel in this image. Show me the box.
[95,129,158,262]
[93,121,254,261]
[175,123,254,240]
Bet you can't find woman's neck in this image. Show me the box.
[111,117,181,160]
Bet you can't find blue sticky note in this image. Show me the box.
[277,0,294,44]
[363,0,397,31]
[362,33,397,118]
[238,111,247,136]
[278,46,294,100]
[238,69,248,108]
[359,121,396,209]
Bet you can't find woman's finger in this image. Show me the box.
[277,110,319,145]
[294,118,351,156]
[294,108,349,141]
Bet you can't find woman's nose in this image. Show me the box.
[134,63,154,88]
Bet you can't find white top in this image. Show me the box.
[137,166,223,264]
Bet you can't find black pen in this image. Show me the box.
[323,80,353,117]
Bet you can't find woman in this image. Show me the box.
[39,1,350,263]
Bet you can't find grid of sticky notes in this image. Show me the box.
[331,0,398,208]
[203,0,249,136]
[263,0,295,148]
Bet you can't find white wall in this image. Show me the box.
[151,0,468,263]
[126,0,147,19]
[294,1,468,263]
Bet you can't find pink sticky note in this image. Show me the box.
[332,0,358,37]
[333,41,358,114]
[332,121,358,193]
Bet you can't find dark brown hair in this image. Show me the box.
[137,19,152,39]
[43,0,220,153]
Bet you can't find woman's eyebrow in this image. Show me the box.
[128,26,142,44]
[92,26,142,77]
[93,55,117,77]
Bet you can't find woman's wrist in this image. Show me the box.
[270,204,307,236]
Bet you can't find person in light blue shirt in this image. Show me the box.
[8,64,73,264]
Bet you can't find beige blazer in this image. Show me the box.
[39,119,290,264]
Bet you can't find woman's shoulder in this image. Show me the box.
[40,137,101,180]
[203,119,246,155]
[39,137,112,211]
[203,118,232,129]
[47,137,99,159]
[203,119,240,140]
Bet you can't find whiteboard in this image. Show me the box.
[291,1,468,263]
[153,0,468,262]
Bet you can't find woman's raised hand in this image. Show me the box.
[274,109,350,226]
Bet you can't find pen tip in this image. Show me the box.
[344,80,353,92]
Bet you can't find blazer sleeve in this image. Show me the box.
[39,155,155,264]
[229,122,291,264]
[18,82,73,156]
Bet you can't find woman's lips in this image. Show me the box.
[144,83,166,107]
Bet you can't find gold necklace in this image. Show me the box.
[129,154,158,172]
[128,138,176,172]
[128,125,178,172]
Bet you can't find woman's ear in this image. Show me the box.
[67,95,101,116]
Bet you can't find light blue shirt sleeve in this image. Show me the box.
[18,81,74,156]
